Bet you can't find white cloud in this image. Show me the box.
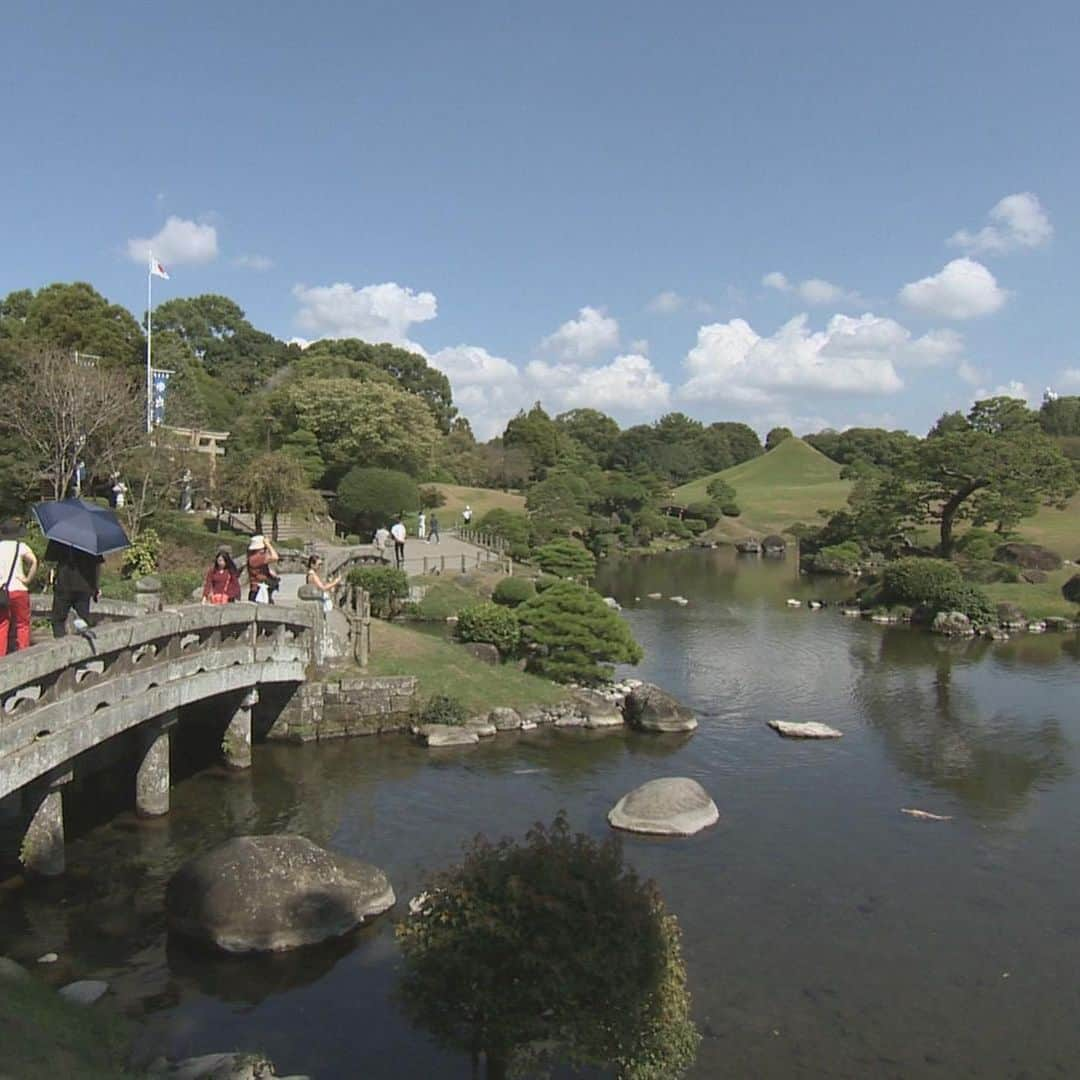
[430,344,519,385]
[127,216,218,265]
[629,338,650,355]
[541,305,619,360]
[647,290,685,314]
[957,359,983,385]
[679,312,967,405]
[898,258,1008,319]
[292,281,437,349]
[1057,368,1080,390]
[527,353,671,412]
[949,192,1053,254]
[763,270,860,306]
[234,253,274,271]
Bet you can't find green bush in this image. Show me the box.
[336,467,419,535]
[684,518,707,535]
[955,528,998,562]
[396,814,699,1080]
[419,693,468,726]
[666,518,691,540]
[122,529,162,577]
[533,574,560,593]
[477,507,532,550]
[880,557,993,621]
[720,502,741,517]
[455,601,521,655]
[686,500,721,527]
[419,485,447,509]
[492,576,536,607]
[812,540,863,573]
[347,565,409,616]
[517,580,643,685]
[344,533,361,545]
[630,508,668,543]
[706,477,737,503]
[534,538,597,580]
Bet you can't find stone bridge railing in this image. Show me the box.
[0,603,319,877]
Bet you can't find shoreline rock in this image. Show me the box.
[768,720,843,739]
[623,683,698,733]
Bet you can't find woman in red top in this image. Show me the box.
[202,552,241,605]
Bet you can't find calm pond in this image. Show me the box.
[2,548,1079,1078]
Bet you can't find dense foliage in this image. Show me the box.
[878,558,993,621]
[397,814,699,1079]
[491,576,536,607]
[533,538,597,580]
[419,693,468,726]
[335,467,419,535]
[346,565,409,616]
[454,602,521,656]
[517,580,643,684]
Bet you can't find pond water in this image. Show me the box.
[2,548,1079,1078]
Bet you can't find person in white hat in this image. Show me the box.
[245,534,280,603]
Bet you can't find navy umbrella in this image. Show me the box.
[32,498,130,556]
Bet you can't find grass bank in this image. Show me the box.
[673,439,852,541]
[366,619,567,714]
[0,972,133,1079]
[982,567,1079,620]
[430,483,526,523]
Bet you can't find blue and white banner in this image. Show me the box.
[151,368,173,426]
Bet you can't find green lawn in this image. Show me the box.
[673,438,852,540]
[1009,495,1080,559]
[430,484,526,524]
[982,567,1079,620]
[0,973,133,1079]
[366,619,567,714]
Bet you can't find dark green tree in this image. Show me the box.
[534,538,597,580]
[554,407,621,463]
[503,402,566,478]
[335,467,419,535]
[397,815,698,1080]
[765,426,794,451]
[517,580,643,684]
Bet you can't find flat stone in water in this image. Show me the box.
[415,724,480,747]
[59,979,109,1005]
[608,777,719,836]
[768,720,843,739]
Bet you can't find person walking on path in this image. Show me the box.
[374,525,390,560]
[417,511,426,541]
[202,550,241,605]
[246,534,280,603]
[45,539,102,638]
[462,504,472,527]
[391,517,407,569]
[0,520,37,654]
[428,513,440,544]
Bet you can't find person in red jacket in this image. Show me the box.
[202,551,241,605]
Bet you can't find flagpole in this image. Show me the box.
[146,250,153,433]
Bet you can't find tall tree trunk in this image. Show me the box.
[271,510,279,542]
[254,509,264,535]
[938,481,981,556]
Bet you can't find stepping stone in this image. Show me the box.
[768,720,842,739]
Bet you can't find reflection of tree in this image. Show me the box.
[397,815,699,1079]
[852,630,1069,818]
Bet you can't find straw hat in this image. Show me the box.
[247,534,267,551]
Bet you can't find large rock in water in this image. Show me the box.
[166,835,395,953]
[623,684,698,733]
[571,689,625,728]
[1062,574,1080,604]
[608,778,718,836]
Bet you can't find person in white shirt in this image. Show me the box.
[0,520,38,655]
[417,511,426,541]
[390,518,407,568]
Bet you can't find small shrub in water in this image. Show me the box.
[419,694,468,726]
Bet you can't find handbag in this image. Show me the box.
[0,543,19,610]
[254,582,270,604]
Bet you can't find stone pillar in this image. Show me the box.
[135,575,163,614]
[21,770,72,877]
[223,688,257,769]
[135,712,177,817]
[298,583,338,665]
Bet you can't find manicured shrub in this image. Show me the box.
[492,576,536,608]
[419,693,468,726]
[706,477,737,503]
[719,502,741,517]
[630,508,668,543]
[954,528,997,563]
[418,485,447,509]
[880,557,993,621]
[396,814,699,1080]
[454,601,521,655]
[811,541,862,573]
[347,565,409,616]
[517,580,643,685]
[534,538,597,581]
[477,508,532,550]
[335,467,419,535]
[684,518,707,535]
[686,500,721,527]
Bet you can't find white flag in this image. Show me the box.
[149,256,170,280]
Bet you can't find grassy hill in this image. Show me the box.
[673,437,852,539]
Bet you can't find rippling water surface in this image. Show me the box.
[2,548,1079,1078]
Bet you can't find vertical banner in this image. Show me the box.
[151,368,173,426]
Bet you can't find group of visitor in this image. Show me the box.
[371,512,442,570]
[201,534,340,611]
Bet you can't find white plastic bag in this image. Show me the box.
[254,583,270,604]
[322,594,333,615]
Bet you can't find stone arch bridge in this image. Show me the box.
[0,599,331,879]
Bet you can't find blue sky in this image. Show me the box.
[4,1,1079,438]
